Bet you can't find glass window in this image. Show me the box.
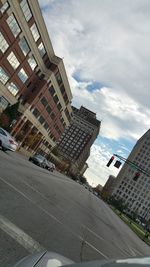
[33,108,40,118]
[0,67,9,84]
[6,14,21,38]
[38,42,46,57]
[28,56,37,70]
[19,37,30,56]
[7,51,20,70]
[0,96,9,110]
[46,106,51,114]
[38,115,45,124]
[53,95,59,104]
[41,97,48,107]
[57,103,62,111]
[44,122,49,130]
[49,85,55,96]
[18,68,28,83]
[20,0,32,22]
[0,32,9,53]
[0,1,9,14]
[7,82,19,96]
[30,23,40,42]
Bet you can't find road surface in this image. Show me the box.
[0,150,149,266]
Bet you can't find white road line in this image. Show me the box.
[0,176,108,259]
[83,226,105,241]
[0,214,45,253]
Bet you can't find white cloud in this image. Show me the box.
[85,143,119,186]
[39,0,150,185]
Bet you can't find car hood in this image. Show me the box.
[13,251,150,267]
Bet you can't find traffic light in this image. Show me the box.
[106,156,115,167]
[114,160,122,169]
[133,172,140,181]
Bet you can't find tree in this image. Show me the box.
[80,176,87,184]
[0,102,21,131]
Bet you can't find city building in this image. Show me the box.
[101,175,116,200]
[112,130,150,221]
[56,106,101,176]
[0,0,72,155]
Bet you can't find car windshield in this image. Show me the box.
[35,155,45,160]
[0,1,150,266]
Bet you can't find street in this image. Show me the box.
[0,151,149,267]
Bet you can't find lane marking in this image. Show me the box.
[83,226,105,241]
[0,176,108,259]
[0,214,44,253]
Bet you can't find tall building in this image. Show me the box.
[101,175,116,200]
[57,106,101,176]
[112,130,150,221]
[0,0,72,155]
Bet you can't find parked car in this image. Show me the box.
[0,127,18,152]
[45,160,55,172]
[29,154,47,168]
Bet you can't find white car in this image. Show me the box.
[0,127,18,152]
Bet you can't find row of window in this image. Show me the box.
[1,1,46,59]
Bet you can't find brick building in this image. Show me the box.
[56,106,101,176]
[0,0,72,155]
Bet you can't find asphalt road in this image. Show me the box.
[0,150,149,267]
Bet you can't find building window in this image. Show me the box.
[57,103,62,111]
[32,108,40,118]
[49,85,55,96]
[46,105,51,114]
[6,14,21,38]
[7,52,20,70]
[7,82,19,96]
[0,67,9,84]
[30,23,40,42]
[38,42,46,57]
[19,37,30,56]
[20,0,32,22]
[44,122,49,130]
[41,97,48,107]
[53,95,59,104]
[0,1,9,14]
[38,115,45,124]
[0,96,9,110]
[28,56,37,70]
[0,32,9,53]
[18,68,28,83]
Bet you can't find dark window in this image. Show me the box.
[46,105,51,114]
[60,84,65,94]
[33,108,40,118]
[53,95,59,104]
[39,115,45,124]
[57,102,62,111]
[55,71,62,85]
[44,122,49,130]
[63,93,68,103]
[49,85,55,96]
[41,97,48,107]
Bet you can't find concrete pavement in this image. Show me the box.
[0,150,149,266]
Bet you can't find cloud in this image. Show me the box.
[85,143,119,186]
[39,0,150,184]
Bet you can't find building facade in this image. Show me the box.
[56,106,101,176]
[112,130,150,221]
[0,0,72,155]
[101,175,116,200]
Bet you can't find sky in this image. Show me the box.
[39,0,150,186]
